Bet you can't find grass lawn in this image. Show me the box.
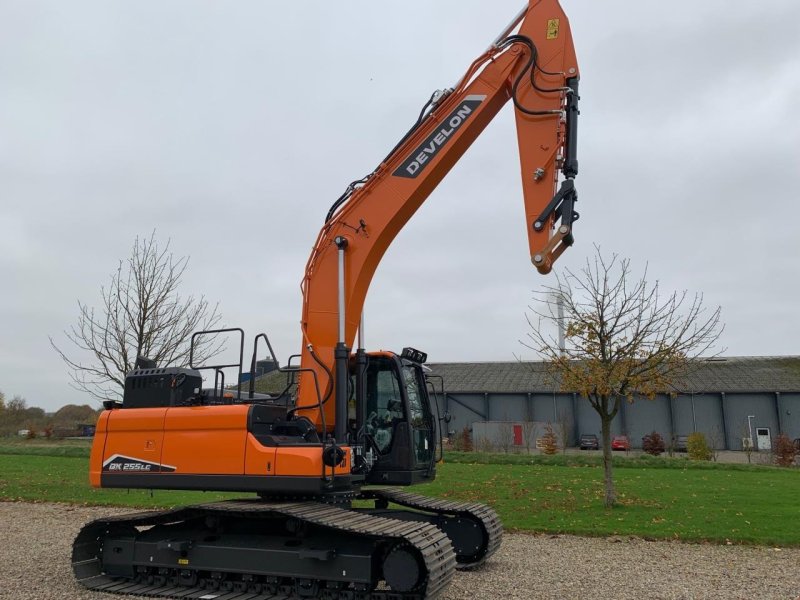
[0,438,93,458]
[415,461,800,545]
[0,443,798,546]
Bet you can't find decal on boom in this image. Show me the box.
[393,95,486,179]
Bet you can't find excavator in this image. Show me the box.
[72,1,580,598]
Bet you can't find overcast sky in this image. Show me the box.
[2,0,799,412]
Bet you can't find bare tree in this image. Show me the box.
[707,426,723,462]
[476,434,495,454]
[557,409,572,454]
[522,247,723,507]
[51,233,223,403]
[496,419,515,453]
[740,421,754,464]
[8,395,26,412]
[522,420,538,454]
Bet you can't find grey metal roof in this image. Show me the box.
[427,360,557,394]
[426,356,800,394]
[250,356,800,396]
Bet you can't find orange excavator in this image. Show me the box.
[72,1,580,598]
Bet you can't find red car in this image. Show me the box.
[611,435,630,451]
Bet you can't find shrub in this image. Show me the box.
[687,432,712,461]
[642,431,665,456]
[26,427,37,440]
[459,426,473,453]
[773,434,797,467]
[540,423,558,455]
[43,425,54,439]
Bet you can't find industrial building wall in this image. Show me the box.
[443,391,798,450]
[574,396,613,440]
[442,394,488,436]
[778,393,800,439]
[490,394,529,422]
[671,393,726,450]
[722,393,780,451]
[622,396,673,449]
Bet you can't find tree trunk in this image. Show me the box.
[601,415,616,507]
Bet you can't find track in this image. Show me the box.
[73,499,456,600]
[362,489,503,569]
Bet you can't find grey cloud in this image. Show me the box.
[1,0,798,410]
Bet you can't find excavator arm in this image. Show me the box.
[297,0,580,431]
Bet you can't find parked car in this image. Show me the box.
[611,435,630,451]
[579,434,599,450]
[672,435,689,452]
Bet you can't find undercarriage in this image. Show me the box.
[72,489,502,599]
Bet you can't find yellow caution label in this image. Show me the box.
[178,558,189,565]
[547,18,560,40]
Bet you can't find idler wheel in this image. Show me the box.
[383,544,423,592]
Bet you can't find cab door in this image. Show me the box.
[363,356,435,484]
[400,363,434,467]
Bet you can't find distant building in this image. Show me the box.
[427,356,800,450]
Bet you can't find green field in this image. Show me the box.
[0,438,94,458]
[419,462,799,545]
[1,442,798,546]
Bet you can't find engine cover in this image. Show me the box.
[122,367,202,408]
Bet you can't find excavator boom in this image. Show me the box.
[297,0,580,431]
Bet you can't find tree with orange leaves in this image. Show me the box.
[523,247,723,507]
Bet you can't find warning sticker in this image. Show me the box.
[547,18,560,40]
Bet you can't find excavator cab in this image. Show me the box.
[357,350,437,485]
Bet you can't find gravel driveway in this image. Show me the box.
[1,502,797,600]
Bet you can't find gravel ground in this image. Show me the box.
[1,502,798,600]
